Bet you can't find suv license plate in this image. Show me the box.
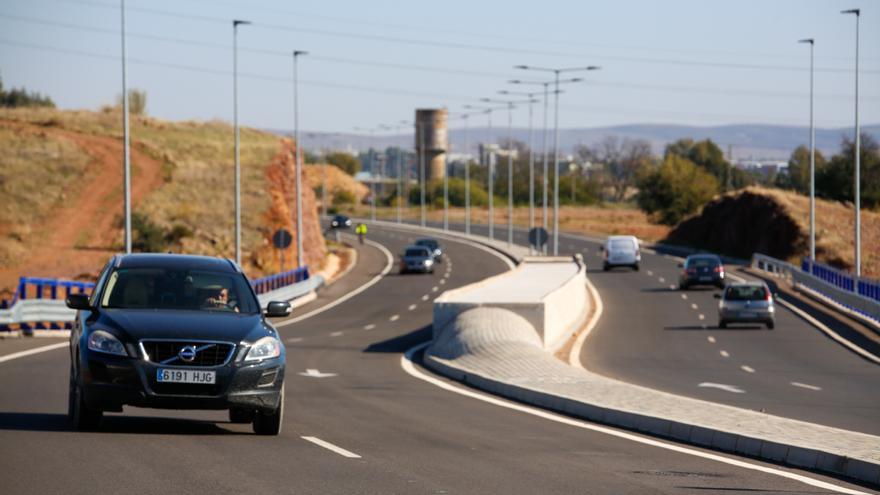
[739,312,757,318]
[156,369,216,384]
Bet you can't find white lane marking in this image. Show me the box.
[690,303,698,310]
[698,314,705,320]
[698,382,745,394]
[681,294,688,300]
[401,343,864,495]
[439,279,446,285]
[363,324,375,331]
[720,350,730,358]
[741,365,756,373]
[646,270,654,276]
[669,284,677,290]
[408,304,417,311]
[569,275,605,368]
[286,337,304,343]
[791,381,822,391]
[421,295,429,301]
[658,277,666,283]
[301,436,361,458]
[330,331,344,337]
[276,238,394,328]
[707,336,716,343]
[298,369,337,378]
[443,273,450,279]
[0,342,68,364]
[775,297,880,365]
[389,314,400,322]
[432,286,439,292]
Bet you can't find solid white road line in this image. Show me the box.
[408,304,417,311]
[301,436,361,458]
[389,314,400,322]
[720,350,730,358]
[276,238,394,328]
[0,342,68,364]
[401,343,866,495]
[791,381,822,391]
[707,336,716,343]
[741,365,756,373]
[698,382,746,394]
[363,324,375,331]
[569,275,605,368]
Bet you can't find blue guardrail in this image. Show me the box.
[801,259,880,303]
[251,266,310,295]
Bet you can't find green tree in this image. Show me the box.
[665,138,752,191]
[786,145,827,194]
[0,76,55,108]
[116,89,147,115]
[325,152,360,175]
[585,136,653,201]
[636,154,719,225]
[817,133,880,209]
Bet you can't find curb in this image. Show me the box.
[422,352,880,487]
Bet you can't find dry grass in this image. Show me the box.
[303,164,369,205]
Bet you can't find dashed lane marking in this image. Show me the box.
[301,436,361,459]
[690,303,698,310]
[408,304,417,311]
[698,314,705,320]
[646,270,654,276]
[658,277,666,283]
[741,365,756,373]
[432,286,439,292]
[421,295,429,301]
[330,331,344,337]
[681,294,688,300]
[363,324,376,331]
[720,350,730,358]
[286,337,304,344]
[389,314,400,322]
[439,279,446,285]
[791,382,822,391]
[707,336,716,343]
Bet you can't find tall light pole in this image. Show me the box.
[398,120,410,224]
[481,97,536,247]
[120,0,131,253]
[292,50,307,268]
[798,39,815,267]
[464,104,504,240]
[499,90,540,234]
[516,65,599,254]
[232,19,250,266]
[842,8,861,279]
[354,126,378,221]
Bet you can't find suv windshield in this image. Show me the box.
[416,239,438,250]
[405,248,429,258]
[725,285,768,301]
[100,268,259,313]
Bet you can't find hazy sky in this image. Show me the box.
[1,0,878,134]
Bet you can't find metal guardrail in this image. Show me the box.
[251,266,309,295]
[751,253,880,327]
[800,259,880,303]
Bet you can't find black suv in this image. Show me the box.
[66,254,291,435]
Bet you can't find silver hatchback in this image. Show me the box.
[715,282,775,329]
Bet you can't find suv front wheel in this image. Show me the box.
[253,387,284,435]
[68,363,102,430]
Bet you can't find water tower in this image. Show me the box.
[414,109,448,181]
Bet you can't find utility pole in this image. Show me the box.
[121,0,131,253]
[799,38,816,267]
[232,19,250,265]
[292,50,307,268]
[841,8,861,279]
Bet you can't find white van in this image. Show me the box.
[601,235,641,271]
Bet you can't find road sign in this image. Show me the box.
[272,229,293,249]
[528,227,549,249]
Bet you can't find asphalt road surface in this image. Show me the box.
[0,224,875,494]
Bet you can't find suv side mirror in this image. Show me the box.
[265,301,292,318]
[66,293,92,311]
[598,246,604,252]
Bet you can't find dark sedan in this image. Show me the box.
[679,254,726,289]
[415,238,443,263]
[330,215,352,229]
[66,253,291,435]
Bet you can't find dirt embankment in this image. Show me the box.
[666,187,879,277]
[303,163,369,208]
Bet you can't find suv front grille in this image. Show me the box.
[141,341,235,367]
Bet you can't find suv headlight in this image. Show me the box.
[424,259,434,266]
[245,336,282,362]
[87,330,127,356]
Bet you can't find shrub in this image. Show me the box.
[636,154,718,225]
[332,189,356,206]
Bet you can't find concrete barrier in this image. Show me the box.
[433,255,587,351]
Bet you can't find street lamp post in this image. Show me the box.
[515,65,599,255]
[798,39,815,267]
[464,104,504,240]
[842,8,861,280]
[499,89,540,239]
[232,19,250,266]
[292,50,307,268]
[398,120,409,224]
[120,0,131,254]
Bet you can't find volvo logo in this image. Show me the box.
[178,346,197,362]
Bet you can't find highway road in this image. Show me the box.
[424,220,880,436]
[0,224,875,494]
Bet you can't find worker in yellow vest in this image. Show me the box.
[355,223,367,245]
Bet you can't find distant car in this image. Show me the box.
[330,215,352,229]
[679,254,725,289]
[601,235,640,271]
[415,238,443,263]
[715,282,775,329]
[65,254,290,435]
[400,246,435,274]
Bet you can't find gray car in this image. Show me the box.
[399,246,435,274]
[715,282,775,329]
